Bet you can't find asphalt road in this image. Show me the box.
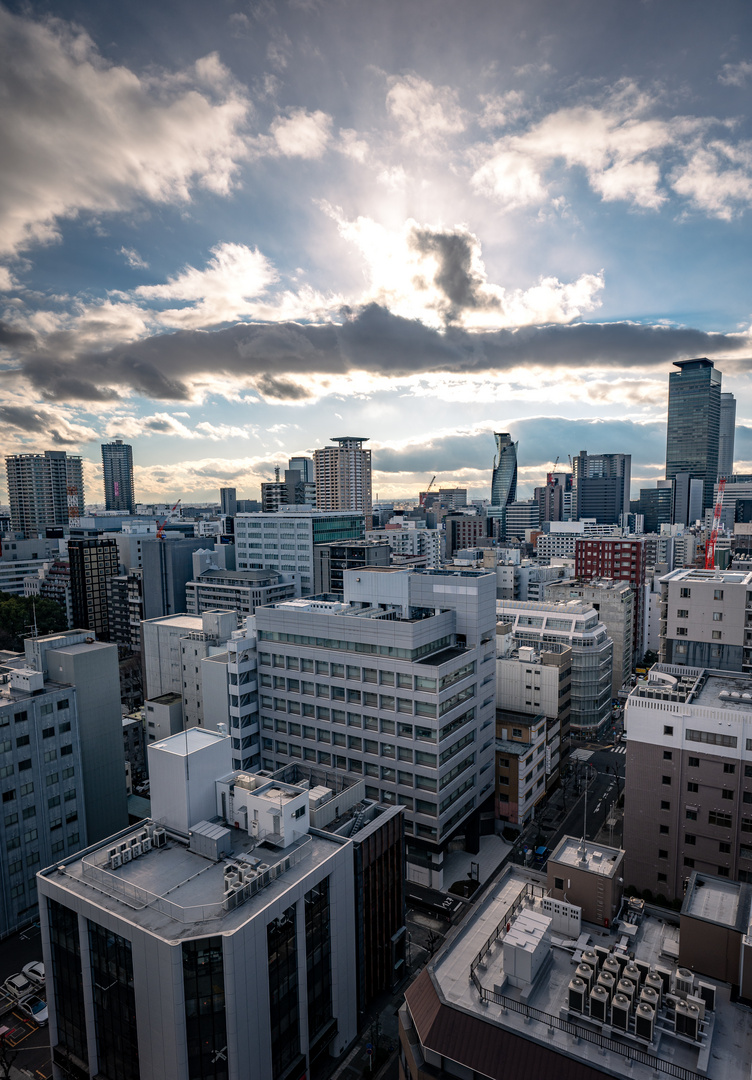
[0,921,52,1079]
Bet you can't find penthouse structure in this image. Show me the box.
[624,664,752,900]
[254,567,497,887]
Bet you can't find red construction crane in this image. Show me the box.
[419,476,436,507]
[156,498,182,539]
[704,477,727,569]
[547,456,560,487]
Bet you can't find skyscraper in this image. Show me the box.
[68,537,121,640]
[101,438,135,513]
[220,486,237,516]
[571,450,631,524]
[719,392,736,479]
[665,357,721,513]
[313,436,372,527]
[490,432,517,507]
[5,450,84,537]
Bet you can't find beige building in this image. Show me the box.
[623,664,752,901]
[659,566,752,672]
[547,836,624,927]
[313,436,372,527]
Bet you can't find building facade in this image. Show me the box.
[314,437,372,526]
[186,567,298,618]
[254,567,497,888]
[220,487,237,517]
[313,539,391,595]
[624,664,752,900]
[666,357,722,513]
[572,450,631,525]
[5,451,85,537]
[575,536,646,661]
[101,439,135,513]
[68,538,120,640]
[544,579,634,693]
[658,566,751,672]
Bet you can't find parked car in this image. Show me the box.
[3,973,32,1000]
[17,994,48,1026]
[22,961,44,986]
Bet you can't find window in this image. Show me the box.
[718,867,730,877]
[724,763,736,774]
[662,776,671,785]
[664,726,674,736]
[677,609,689,618]
[685,834,696,845]
[687,782,699,793]
[658,849,668,859]
[688,757,700,768]
[686,809,697,821]
[680,588,691,598]
[657,873,667,883]
[676,627,688,636]
[659,824,669,834]
[57,699,69,710]
[713,612,723,622]
[712,631,722,640]
[684,857,695,868]
[722,789,734,800]
[554,877,564,890]
[661,800,670,810]
[688,729,737,748]
[709,810,732,828]
[720,842,731,854]
[714,589,724,601]
[663,750,673,760]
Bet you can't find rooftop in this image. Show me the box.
[663,567,752,585]
[683,874,748,930]
[414,862,752,1080]
[152,728,226,756]
[549,837,624,878]
[629,665,752,711]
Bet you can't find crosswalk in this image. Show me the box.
[612,744,626,755]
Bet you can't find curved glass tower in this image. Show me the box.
[491,432,518,507]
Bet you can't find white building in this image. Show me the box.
[535,519,622,563]
[659,566,752,673]
[366,524,445,569]
[39,728,358,1080]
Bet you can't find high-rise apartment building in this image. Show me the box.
[5,451,84,536]
[314,437,371,526]
[666,357,722,513]
[572,450,631,524]
[254,566,497,888]
[624,664,752,900]
[544,579,634,693]
[101,439,135,513]
[719,392,737,479]
[220,486,237,517]
[575,536,646,660]
[68,537,120,640]
[261,468,316,512]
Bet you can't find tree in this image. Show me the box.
[0,592,67,652]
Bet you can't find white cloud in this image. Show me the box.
[338,128,369,163]
[133,242,278,327]
[718,60,752,87]
[477,90,526,130]
[386,74,466,144]
[270,108,333,158]
[0,266,16,290]
[671,142,752,220]
[119,247,149,270]
[0,8,252,262]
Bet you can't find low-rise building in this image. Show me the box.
[186,567,298,617]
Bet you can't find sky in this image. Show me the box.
[2,0,752,507]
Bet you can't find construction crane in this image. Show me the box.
[704,478,727,569]
[156,498,182,539]
[547,456,560,488]
[419,476,436,507]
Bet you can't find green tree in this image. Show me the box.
[0,592,67,652]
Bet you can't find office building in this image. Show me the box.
[575,536,646,660]
[445,512,486,556]
[658,566,751,672]
[314,437,372,526]
[5,451,84,536]
[505,499,540,539]
[68,538,120,640]
[24,630,128,843]
[666,358,722,513]
[624,664,752,900]
[572,450,631,525]
[0,658,87,937]
[367,525,445,569]
[534,519,621,563]
[672,472,705,526]
[313,539,391,595]
[544,579,634,693]
[33,559,73,626]
[490,432,517,508]
[254,566,497,888]
[289,455,314,483]
[636,481,673,534]
[497,599,613,733]
[39,729,359,1080]
[261,468,317,512]
[235,509,365,595]
[186,567,297,617]
[719,392,736,479]
[0,556,57,596]
[534,479,564,523]
[140,536,207,620]
[101,439,135,513]
[220,486,237,517]
[400,843,752,1080]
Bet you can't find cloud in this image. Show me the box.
[718,60,752,87]
[120,247,149,270]
[0,403,98,446]
[332,212,603,328]
[269,107,333,158]
[0,7,251,261]
[133,242,279,327]
[386,74,465,144]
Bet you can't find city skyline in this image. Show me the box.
[1,1,752,504]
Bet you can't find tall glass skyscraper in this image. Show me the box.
[718,392,736,479]
[665,358,721,513]
[101,439,135,513]
[491,432,518,507]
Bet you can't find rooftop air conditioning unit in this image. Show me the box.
[597,971,615,998]
[109,853,122,869]
[575,963,594,992]
[697,981,716,1012]
[635,1002,655,1042]
[121,847,133,863]
[581,949,599,971]
[617,979,635,1010]
[640,986,659,1012]
[589,985,609,1022]
[675,1000,700,1040]
[612,993,630,1031]
[623,962,641,988]
[568,977,587,1013]
[153,828,167,848]
[674,968,694,998]
[142,837,152,852]
[130,842,142,858]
